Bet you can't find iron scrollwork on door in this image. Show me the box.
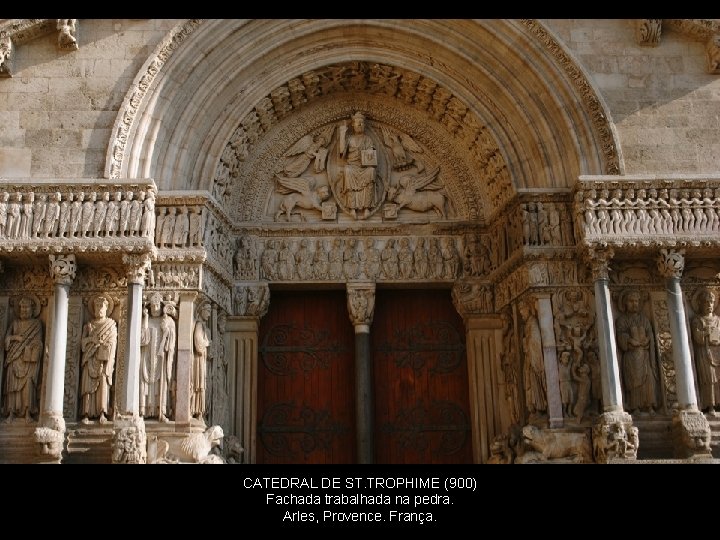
[375,321,465,373]
[381,400,470,456]
[258,402,347,457]
[260,323,349,375]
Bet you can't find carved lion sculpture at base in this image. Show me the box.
[515,425,593,464]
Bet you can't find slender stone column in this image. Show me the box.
[586,248,638,463]
[112,253,151,464]
[346,282,375,464]
[587,249,623,412]
[657,249,712,458]
[35,254,76,463]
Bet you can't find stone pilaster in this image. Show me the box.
[657,249,712,459]
[35,254,76,463]
[346,282,376,464]
[535,293,563,428]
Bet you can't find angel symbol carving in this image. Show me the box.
[387,165,446,218]
[274,176,330,221]
[276,125,335,178]
[379,125,425,172]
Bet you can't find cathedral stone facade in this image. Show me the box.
[0,19,719,464]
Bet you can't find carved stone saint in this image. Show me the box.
[3,296,43,422]
[192,303,212,420]
[518,299,547,421]
[79,295,117,424]
[140,294,177,422]
[691,287,720,415]
[615,290,659,416]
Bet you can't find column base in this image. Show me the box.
[112,414,147,464]
[672,409,712,459]
[34,413,66,464]
[592,411,639,463]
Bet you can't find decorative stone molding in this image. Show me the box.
[636,19,662,46]
[592,411,638,463]
[346,283,376,326]
[106,19,203,178]
[0,19,54,77]
[519,19,620,175]
[657,248,685,279]
[575,176,720,253]
[49,254,76,286]
[672,409,712,459]
[123,253,152,285]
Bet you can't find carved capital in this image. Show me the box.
[657,248,685,279]
[49,254,76,286]
[451,279,494,319]
[123,253,152,285]
[585,248,614,281]
[346,283,376,327]
[636,19,662,46]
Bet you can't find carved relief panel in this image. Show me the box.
[266,112,454,223]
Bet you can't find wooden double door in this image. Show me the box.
[256,289,471,464]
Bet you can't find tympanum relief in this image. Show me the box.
[267,112,452,223]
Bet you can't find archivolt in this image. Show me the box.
[105,19,621,222]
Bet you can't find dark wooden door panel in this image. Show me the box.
[372,289,471,464]
[257,291,356,464]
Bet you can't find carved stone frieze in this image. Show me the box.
[254,234,462,283]
[74,267,128,290]
[575,177,720,250]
